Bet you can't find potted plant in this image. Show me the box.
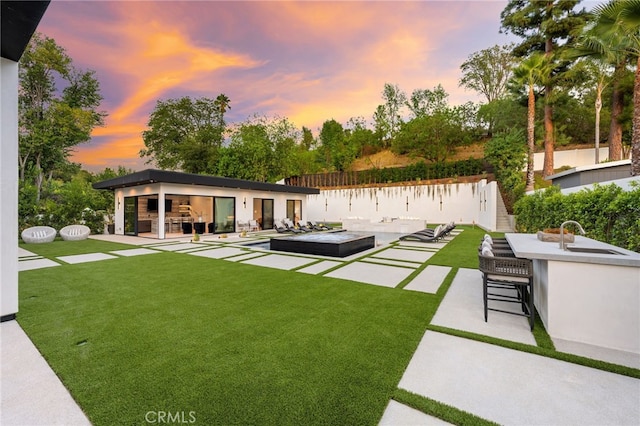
[106,212,115,234]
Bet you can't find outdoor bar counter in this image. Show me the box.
[505,233,640,355]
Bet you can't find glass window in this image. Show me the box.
[214,197,235,233]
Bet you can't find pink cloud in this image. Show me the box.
[39,1,513,171]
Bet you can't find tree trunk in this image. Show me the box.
[595,81,602,164]
[543,37,555,178]
[35,154,43,203]
[543,86,554,177]
[632,55,640,176]
[609,63,625,162]
[526,84,535,192]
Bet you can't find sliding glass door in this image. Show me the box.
[261,199,274,230]
[124,196,137,235]
[286,199,302,224]
[213,197,235,233]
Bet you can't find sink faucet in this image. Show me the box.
[559,220,586,250]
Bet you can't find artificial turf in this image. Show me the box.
[18,248,437,425]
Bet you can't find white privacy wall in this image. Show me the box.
[1,58,19,319]
[306,179,499,231]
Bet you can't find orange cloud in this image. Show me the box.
[42,0,510,171]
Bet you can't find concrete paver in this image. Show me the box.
[325,261,414,288]
[431,267,536,345]
[18,258,60,272]
[298,260,342,274]
[189,247,246,259]
[404,265,451,294]
[241,254,317,270]
[224,252,266,262]
[372,248,435,263]
[361,258,420,269]
[379,400,452,425]
[151,242,207,252]
[110,248,159,257]
[398,331,640,426]
[57,253,118,264]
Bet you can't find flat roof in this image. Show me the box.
[93,169,319,195]
[545,159,631,181]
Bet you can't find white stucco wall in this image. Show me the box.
[531,147,611,171]
[1,58,19,319]
[306,180,500,231]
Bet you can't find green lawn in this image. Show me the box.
[20,228,636,425]
[18,242,438,425]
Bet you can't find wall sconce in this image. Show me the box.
[117,197,121,208]
[243,197,246,208]
[406,196,409,212]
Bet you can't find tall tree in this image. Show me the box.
[374,83,406,145]
[588,0,640,175]
[512,53,549,191]
[459,44,516,136]
[459,44,516,103]
[19,33,105,201]
[318,119,346,171]
[501,0,589,177]
[406,85,449,119]
[140,96,228,173]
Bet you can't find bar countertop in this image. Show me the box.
[505,233,640,268]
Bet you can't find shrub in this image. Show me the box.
[514,182,640,252]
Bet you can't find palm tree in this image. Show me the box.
[214,93,231,129]
[512,53,549,192]
[590,0,640,174]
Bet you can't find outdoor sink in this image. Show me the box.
[565,246,626,255]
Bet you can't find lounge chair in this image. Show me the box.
[296,222,313,232]
[21,226,57,243]
[400,225,446,242]
[274,222,289,233]
[283,218,306,233]
[308,221,331,231]
[60,224,90,241]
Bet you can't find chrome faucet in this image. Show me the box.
[559,220,586,250]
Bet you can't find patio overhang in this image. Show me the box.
[1,1,50,62]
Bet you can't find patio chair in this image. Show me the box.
[21,226,57,244]
[60,224,91,241]
[478,248,534,330]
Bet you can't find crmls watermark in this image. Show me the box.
[145,411,196,424]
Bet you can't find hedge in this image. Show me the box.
[514,182,640,253]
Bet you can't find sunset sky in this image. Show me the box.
[36,0,588,172]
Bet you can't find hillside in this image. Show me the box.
[351,142,486,171]
[351,141,599,171]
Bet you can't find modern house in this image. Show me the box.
[93,169,319,239]
[1,1,51,322]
